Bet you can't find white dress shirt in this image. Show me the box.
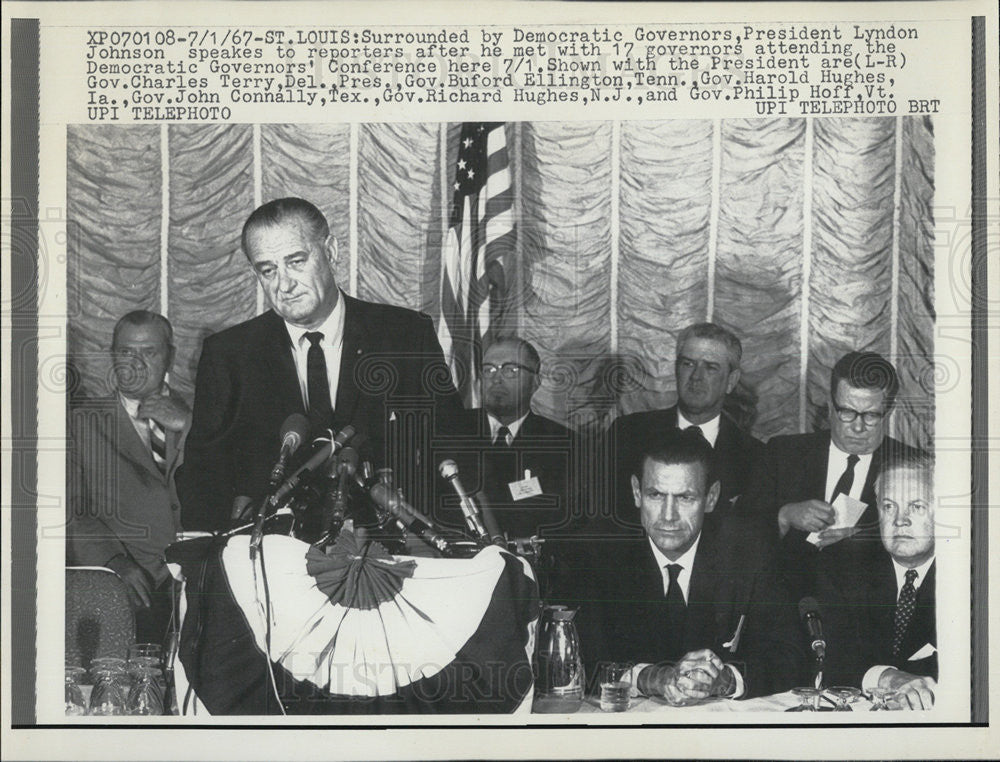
[283,294,346,413]
[632,532,746,699]
[677,410,721,448]
[824,442,874,503]
[487,411,529,446]
[861,555,937,692]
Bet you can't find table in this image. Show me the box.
[535,691,872,714]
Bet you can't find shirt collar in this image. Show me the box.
[647,530,703,576]
[677,409,721,447]
[828,440,874,469]
[488,411,530,443]
[118,384,168,419]
[891,555,935,593]
[283,292,345,351]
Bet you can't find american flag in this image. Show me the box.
[437,123,515,408]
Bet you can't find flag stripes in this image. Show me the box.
[438,123,515,408]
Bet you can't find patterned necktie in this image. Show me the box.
[892,568,919,657]
[148,419,167,475]
[305,331,333,430]
[830,453,860,503]
[664,563,686,658]
[494,425,512,448]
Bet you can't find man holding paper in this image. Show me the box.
[744,351,921,600]
[816,448,937,709]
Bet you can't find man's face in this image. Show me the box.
[112,322,172,400]
[482,341,539,422]
[632,458,719,561]
[829,380,890,455]
[246,218,339,329]
[675,336,739,421]
[879,466,934,568]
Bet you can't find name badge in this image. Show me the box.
[508,470,543,501]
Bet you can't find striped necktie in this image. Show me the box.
[148,419,167,474]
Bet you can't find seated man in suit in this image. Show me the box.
[744,350,920,600]
[431,337,577,542]
[67,310,190,643]
[605,322,762,529]
[817,448,937,710]
[561,429,802,703]
[177,197,462,531]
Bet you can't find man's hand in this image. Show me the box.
[880,668,936,710]
[138,395,190,433]
[641,650,729,707]
[814,525,859,549]
[105,554,153,609]
[777,499,835,537]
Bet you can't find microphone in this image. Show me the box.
[327,446,359,531]
[251,425,356,560]
[269,425,356,507]
[798,597,827,662]
[438,459,504,546]
[268,414,309,490]
[368,480,457,558]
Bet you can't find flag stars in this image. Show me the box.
[467,170,475,179]
[463,138,473,148]
[457,159,467,170]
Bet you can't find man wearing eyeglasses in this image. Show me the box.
[434,337,576,542]
[744,351,921,600]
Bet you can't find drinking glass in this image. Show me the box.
[126,666,165,716]
[867,686,897,711]
[65,666,87,716]
[826,685,863,711]
[599,663,632,712]
[786,686,829,711]
[127,643,163,669]
[89,666,128,716]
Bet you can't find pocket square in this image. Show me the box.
[908,642,937,661]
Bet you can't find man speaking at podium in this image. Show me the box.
[177,198,462,531]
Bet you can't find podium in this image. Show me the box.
[166,530,538,715]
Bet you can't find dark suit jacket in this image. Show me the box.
[177,295,463,531]
[604,406,763,530]
[429,408,578,540]
[817,545,937,687]
[743,431,921,601]
[557,516,804,698]
[67,396,185,586]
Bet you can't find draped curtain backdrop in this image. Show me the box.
[66,118,935,449]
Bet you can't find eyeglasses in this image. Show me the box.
[482,363,537,379]
[832,402,885,427]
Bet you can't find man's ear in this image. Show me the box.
[725,367,741,395]
[631,474,642,508]
[325,234,338,266]
[704,480,721,514]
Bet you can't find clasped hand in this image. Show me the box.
[641,649,735,706]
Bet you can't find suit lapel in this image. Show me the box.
[334,294,367,427]
[807,432,831,500]
[113,399,162,480]
[260,310,304,416]
[686,529,728,649]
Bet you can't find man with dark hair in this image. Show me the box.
[177,197,463,531]
[432,337,577,541]
[605,322,763,527]
[816,449,937,709]
[68,310,190,643]
[744,350,920,600]
[561,428,803,703]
